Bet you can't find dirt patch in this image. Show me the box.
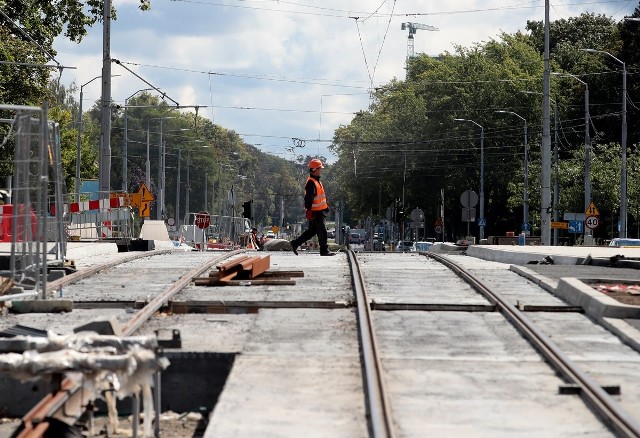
[592,283,640,306]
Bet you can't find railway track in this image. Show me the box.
[6,249,245,438]
[2,249,640,437]
[350,250,640,437]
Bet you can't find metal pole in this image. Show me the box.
[582,49,626,237]
[185,152,191,225]
[157,119,163,220]
[584,84,591,213]
[99,0,112,197]
[479,127,484,241]
[75,86,84,203]
[204,174,208,212]
[621,62,627,238]
[145,126,151,189]
[553,98,559,246]
[176,149,181,227]
[524,120,529,233]
[541,0,552,245]
[76,76,102,202]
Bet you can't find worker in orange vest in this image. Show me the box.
[290,159,335,256]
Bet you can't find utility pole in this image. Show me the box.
[541,0,552,245]
[99,0,112,197]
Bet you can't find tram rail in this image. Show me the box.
[12,249,245,438]
[427,252,640,437]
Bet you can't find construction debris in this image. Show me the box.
[194,254,303,286]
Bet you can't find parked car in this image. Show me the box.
[609,238,640,247]
[396,240,413,252]
[411,241,433,252]
[350,232,363,244]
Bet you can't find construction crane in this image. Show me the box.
[401,22,439,59]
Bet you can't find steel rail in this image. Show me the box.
[428,252,640,438]
[15,249,245,438]
[46,249,174,293]
[346,250,395,438]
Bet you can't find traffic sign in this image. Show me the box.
[551,221,568,229]
[435,225,443,234]
[585,202,600,216]
[410,208,424,222]
[434,217,443,226]
[195,211,211,229]
[568,220,584,234]
[140,201,151,218]
[460,190,478,208]
[138,183,154,202]
[478,218,486,227]
[271,226,279,234]
[585,215,600,230]
[522,222,531,232]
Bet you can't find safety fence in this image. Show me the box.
[182,212,251,250]
[54,192,135,240]
[0,103,66,298]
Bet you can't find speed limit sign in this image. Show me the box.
[585,215,599,230]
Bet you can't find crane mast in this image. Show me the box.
[401,22,439,59]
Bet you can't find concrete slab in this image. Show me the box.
[204,308,366,437]
[373,311,610,435]
[468,244,640,265]
[205,356,367,438]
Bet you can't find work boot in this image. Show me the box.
[320,246,335,256]
[290,240,299,256]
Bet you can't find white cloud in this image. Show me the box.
[53,0,635,162]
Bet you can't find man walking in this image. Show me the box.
[290,159,335,256]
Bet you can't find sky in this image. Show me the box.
[53,0,637,163]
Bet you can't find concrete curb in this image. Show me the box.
[467,245,582,265]
[509,265,557,293]
[556,277,640,320]
[508,265,640,353]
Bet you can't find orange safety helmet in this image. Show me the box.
[308,158,324,170]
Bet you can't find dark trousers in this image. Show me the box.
[292,212,328,252]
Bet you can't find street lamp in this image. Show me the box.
[582,48,627,238]
[76,76,101,202]
[75,75,120,202]
[123,88,153,192]
[495,110,529,234]
[453,118,485,241]
[551,72,591,223]
[146,116,181,219]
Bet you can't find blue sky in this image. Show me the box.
[54,0,637,163]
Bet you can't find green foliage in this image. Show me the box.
[331,8,640,240]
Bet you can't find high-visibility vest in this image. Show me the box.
[306,177,328,211]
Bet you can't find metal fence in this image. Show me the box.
[0,103,66,298]
[59,191,134,241]
[182,212,251,249]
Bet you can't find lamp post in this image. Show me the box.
[583,48,627,238]
[76,76,102,202]
[551,72,591,223]
[495,111,528,234]
[123,88,153,193]
[454,118,485,241]
[146,116,178,220]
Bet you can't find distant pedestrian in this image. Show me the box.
[290,159,335,256]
